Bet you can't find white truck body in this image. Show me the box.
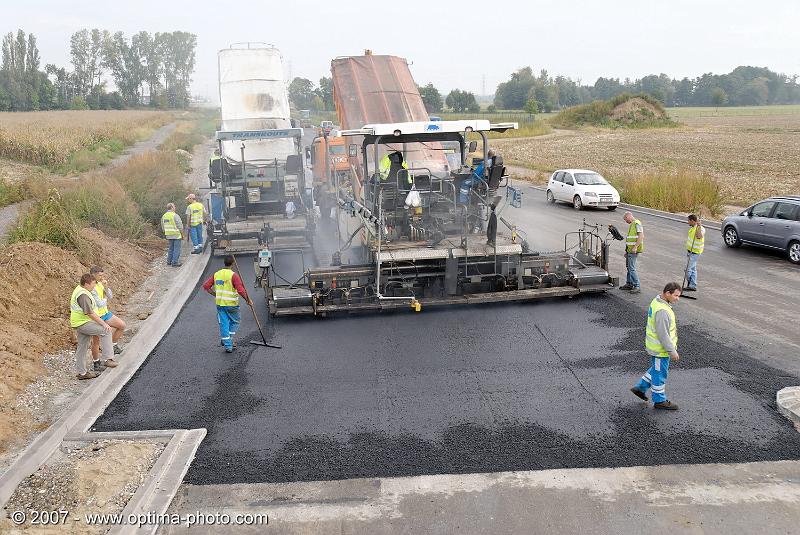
[218,45,295,163]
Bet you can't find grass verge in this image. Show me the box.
[611,169,724,217]
[0,180,29,208]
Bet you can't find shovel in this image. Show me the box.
[231,254,282,348]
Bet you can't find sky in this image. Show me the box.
[7,0,800,103]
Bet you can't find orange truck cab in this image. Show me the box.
[311,136,352,215]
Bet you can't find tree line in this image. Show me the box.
[493,65,800,112]
[288,76,333,111]
[0,28,196,111]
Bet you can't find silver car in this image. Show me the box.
[722,196,800,264]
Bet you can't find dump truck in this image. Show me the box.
[308,133,354,221]
[261,119,620,316]
[208,43,314,255]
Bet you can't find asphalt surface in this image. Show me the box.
[94,200,800,484]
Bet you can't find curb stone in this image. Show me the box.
[777,387,800,431]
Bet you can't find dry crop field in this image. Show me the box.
[0,110,170,168]
[494,105,800,205]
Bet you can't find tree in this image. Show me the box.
[486,104,497,113]
[524,97,538,114]
[316,76,333,110]
[445,88,478,113]
[418,83,443,113]
[288,77,315,109]
[711,87,728,110]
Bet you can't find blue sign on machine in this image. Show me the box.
[215,128,303,141]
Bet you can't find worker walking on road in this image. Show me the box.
[684,214,705,291]
[202,255,253,353]
[70,273,117,380]
[185,193,206,254]
[620,212,643,294]
[162,203,183,267]
[630,282,682,410]
[89,266,126,372]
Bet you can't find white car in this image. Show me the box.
[546,169,620,210]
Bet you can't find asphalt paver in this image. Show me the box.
[94,252,800,484]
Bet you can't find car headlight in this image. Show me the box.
[584,191,598,197]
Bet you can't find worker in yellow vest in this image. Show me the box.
[185,193,206,254]
[630,281,682,410]
[684,214,705,291]
[89,266,127,371]
[620,212,643,294]
[70,273,117,380]
[202,255,253,353]
[161,203,184,267]
[378,151,412,185]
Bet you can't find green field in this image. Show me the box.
[667,104,800,119]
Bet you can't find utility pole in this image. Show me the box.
[482,74,486,98]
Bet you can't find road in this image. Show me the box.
[94,185,800,487]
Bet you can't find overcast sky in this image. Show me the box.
[8,0,800,102]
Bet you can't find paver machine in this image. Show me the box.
[260,119,620,316]
[208,43,314,255]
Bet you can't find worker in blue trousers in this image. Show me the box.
[202,255,252,353]
[630,281,682,410]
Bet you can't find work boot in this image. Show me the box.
[171,262,183,267]
[103,359,119,368]
[220,340,237,348]
[683,287,697,292]
[225,347,234,353]
[77,371,99,380]
[191,249,200,255]
[654,401,679,410]
[630,387,648,401]
[92,360,106,373]
[629,287,641,294]
[619,284,632,290]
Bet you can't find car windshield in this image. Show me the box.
[574,173,607,185]
[329,144,346,155]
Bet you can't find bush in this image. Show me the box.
[551,93,674,129]
[0,180,28,208]
[612,169,724,217]
[62,177,149,240]
[8,190,86,253]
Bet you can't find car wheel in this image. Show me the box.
[723,226,741,248]
[788,241,800,264]
[607,205,617,211]
[546,190,555,204]
[573,195,583,210]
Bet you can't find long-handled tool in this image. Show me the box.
[680,232,698,301]
[231,254,281,348]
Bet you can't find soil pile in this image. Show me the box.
[609,96,669,124]
[0,228,157,454]
[551,93,674,128]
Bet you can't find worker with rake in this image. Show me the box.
[202,255,253,353]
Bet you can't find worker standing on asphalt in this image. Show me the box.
[161,203,183,267]
[202,255,253,353]
[89,266,126,372]
[70,273,116,380]
[630,281,682,410]
[620,212,643,294]
[684,214,705,291]
[185,193,206,254]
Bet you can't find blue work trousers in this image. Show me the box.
[167,238,181,265]
[635,356,671,404]
[686,252,699,289]
[625,252,640,288]
[189,224,203,250]
[217,305,241,349]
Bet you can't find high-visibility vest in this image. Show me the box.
[162,211,180,238]
[188,202,204,227]
[70,285,97,328]
[626,219,643,253]
[645,296,677,358]
[209,155,221,165]
[93,281,109,316]
[214,269,239,307]
[686,225,704,254]
[378,154,412,184]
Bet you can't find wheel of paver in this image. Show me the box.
[573,195,583,210]
[723,226,741,248]
[788,240,800,264]
[546,190,555,204]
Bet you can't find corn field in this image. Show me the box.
[0,110,170,167]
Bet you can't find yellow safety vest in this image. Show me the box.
[686,225,704,254]
[378,154,412,184]
[188,202,204,227]
[70,285,97,328]
[626,219,643,253]
[93,281,109,316]
[214,269,239,307]
[162,211,180,238]
[645,297,677,358]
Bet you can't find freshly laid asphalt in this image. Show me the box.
[94,217,800,484]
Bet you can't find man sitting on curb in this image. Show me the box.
[89,265,126,373]
[70,273,117,380]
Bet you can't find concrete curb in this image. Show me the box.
[0,247,211,508]
[777,387,800,430]
[519,183,723,231]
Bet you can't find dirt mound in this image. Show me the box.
[0,228,157,454]
[609,96,669,123]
